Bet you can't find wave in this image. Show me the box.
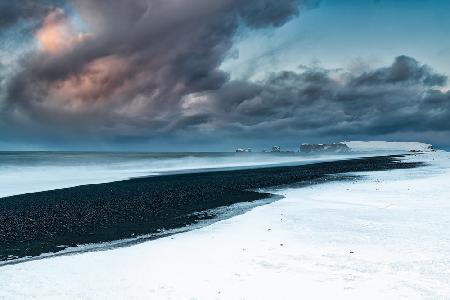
[0,151,397,198]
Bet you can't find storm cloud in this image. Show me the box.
[199,56,449,138]
[1,0,449,149]
[0,0,65,30]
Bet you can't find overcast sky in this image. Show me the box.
[0,0,449,151]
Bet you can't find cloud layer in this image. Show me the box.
[203,55,449,136]
[1,1,449,149]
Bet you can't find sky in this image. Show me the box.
[0,0,449,151]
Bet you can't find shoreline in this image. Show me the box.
[0,154,421,263]
[0,151,448,299]
[1,151,385,199]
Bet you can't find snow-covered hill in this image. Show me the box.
[343,141,434,152]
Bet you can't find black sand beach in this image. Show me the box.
[0,155,422,262]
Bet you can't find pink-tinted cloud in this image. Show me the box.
[36,8,91,55]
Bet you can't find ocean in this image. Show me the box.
[0,151,369,198]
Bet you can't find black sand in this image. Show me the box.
[0,155,422,262]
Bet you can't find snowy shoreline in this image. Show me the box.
[1,155,416,263]
[1,151,449,299]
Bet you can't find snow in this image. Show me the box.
[1,151,450,299]
[343,141,433,152]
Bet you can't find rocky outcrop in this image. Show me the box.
[300,143,350,153]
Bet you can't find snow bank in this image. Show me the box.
[0,152,449,299]
[343,141,434,152]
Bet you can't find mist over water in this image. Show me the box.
[0,151,389,198]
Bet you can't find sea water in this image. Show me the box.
[0,151,388,198]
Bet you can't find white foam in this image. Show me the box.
[0,152,385,198]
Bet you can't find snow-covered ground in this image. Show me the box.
[343,141,434,152]
[1,151,450,299]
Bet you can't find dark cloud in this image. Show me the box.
[196,55,450,140]
[350,55,447,87]
[238,0,319,28]
[1,1,450,149]
[3,0,313,138]
[0,0,65,30]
